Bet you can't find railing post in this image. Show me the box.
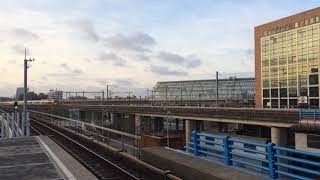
[192,130,199,156]
[267,143,278,179]
[26,112,30,136]
[299,109,302,120]
[22,112,25,136]
[314,109,316,120]
[0,114,4,138]
[223,136,232,166]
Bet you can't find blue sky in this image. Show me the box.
[0,0,319,97]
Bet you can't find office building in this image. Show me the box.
[255,7,320,108]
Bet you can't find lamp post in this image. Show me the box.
[23,49,35,136]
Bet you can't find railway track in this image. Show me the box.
[31,118,154,180]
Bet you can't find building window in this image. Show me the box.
[310,17,315,24]
[300,87,308,96]
[280,99,287,107]
[263,99,270,108]
[280,88,287,97]
[263,89,270,98]
[310,99,319,108]
[289,88,297,97]
[309,87,319,97]
[309,74,319,85]
[263,79,269,88]
[271,99,278,108]
[307,134,320,149]
[271,88,278,97]
[289,99,297,107]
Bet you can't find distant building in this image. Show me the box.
[16,87,28,100]
[152,77,255,106]
[48,89,63,101]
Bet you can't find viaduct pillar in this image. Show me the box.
[271,127,288,146]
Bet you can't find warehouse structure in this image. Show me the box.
[152,77,255,107]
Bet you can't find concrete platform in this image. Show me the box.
[141,147,268,180]
[0,136,97,180]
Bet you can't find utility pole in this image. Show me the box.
[106,85,109,103]
[216,71,219,107]
[180,88,183,105]
[24,49,34,137]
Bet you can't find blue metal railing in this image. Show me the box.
[185,131,320,180]
[299,109,320,120]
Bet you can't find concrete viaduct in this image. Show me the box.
[27,104,301,147]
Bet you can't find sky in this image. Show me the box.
[0,0,319,97]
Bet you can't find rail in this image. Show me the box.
[185,131,320,180]
[29,110,142,157]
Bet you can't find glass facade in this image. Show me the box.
[152,77,255,103]
[261,20,320,108]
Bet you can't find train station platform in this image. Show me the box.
[141,147,268,180]
[0,136,97,180]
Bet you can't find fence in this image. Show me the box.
[0,111,30,138]
[299,109,320,120]
[29,110,142,157]
[185,131,320,180]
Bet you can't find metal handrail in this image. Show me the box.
[186,131,320,179]
[29,110,141,140]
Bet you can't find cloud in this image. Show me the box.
[156,51,202,68]
[41,76,48,81]
[241,48,254,66]
[7,59,17,64]
[12,28,39,41]
[97,52,126,67]
[60,63,71,70]
[105,32,156,52]
[68,19,100,41]
[11,44,29,55]
[47,63,84,77]
[73,68,83,75]
[0,68,7,73]
[150,65,188,76]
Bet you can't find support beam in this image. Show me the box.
[271,127,288,146]
[185,120,197,146]
[135,115,142,135]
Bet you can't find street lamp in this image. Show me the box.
[24,49,35,136]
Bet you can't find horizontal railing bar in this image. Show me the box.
[29,110,140,139]
[185,146,195,151]
[231,158,269,171]
[198,144,224,153]
[274,146,320,158]
[198,139,224,146]
[230,152,268,163]
[229,138,268,148]
[197,133,225,139]
[275,170,313,180]
[199,150,224,159]
[229,145,268,155]
[275,162,320,176]
[274,154,320,167]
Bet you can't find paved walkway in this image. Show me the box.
[0,136,97,180]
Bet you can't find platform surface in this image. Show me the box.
[141,147,268,180]
[0,136,97,180]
